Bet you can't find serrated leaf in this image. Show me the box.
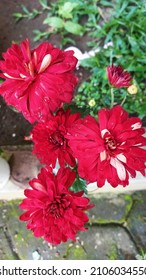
[70,177,88,194]
[64,21,84,35]
[43,16,64,29]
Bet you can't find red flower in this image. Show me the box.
[0,39,78,123]
[67,105,146,187]
[31,108,80,168]
[106,64,132,88]
[19,167,93,245]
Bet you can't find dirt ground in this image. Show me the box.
[0,0,145,146]
[0,0,48,55]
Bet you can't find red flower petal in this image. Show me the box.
[106,64,132,88]
[0,39,78,123]
[68,105,146,188]
[19,167,93,244]
[31,108,80,168]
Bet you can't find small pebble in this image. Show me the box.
[32,250,42,260]
[12,133,16,137]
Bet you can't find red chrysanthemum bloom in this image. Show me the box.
[106,64,132,88]
[19,167,93,245]
[0,39,78,123]
[31,108,80,168]
[67,105,146,188]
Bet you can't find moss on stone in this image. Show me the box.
[0,149,12,161]
[108,244,118,260]
[89,218,120,225]
[88,194,133,225]
[65,244,87,260]
[123,194,133,217]
[0,201,5,207]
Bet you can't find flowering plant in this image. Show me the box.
[0,39,146,245]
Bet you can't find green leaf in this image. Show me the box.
[61,37,76,47]
[127,36,141,54]
[115,0,129,17]
[64,21,84,35]
[39,0,48,9]
[31,9,41,18]
[58,2,79,19]
[21,4,30,15]
[13,12,23,18]
[12,12,24,22]
[80,57,98,68]
[99,0,114,7]
[70,177,88,194]
[33,30,50,41]
[43,16,64,29]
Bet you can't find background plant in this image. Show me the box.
[13,0,100,46]
[13,0,146,118]
[75,0,146,118]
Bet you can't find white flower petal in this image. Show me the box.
[116,153,127,163]
[20,73,27,79]
[131,122,141,130]
[101,129,109,138]
[4,73,22,80]
[100,150,107,161]
[110,157,126,181]
[38,54,52,74]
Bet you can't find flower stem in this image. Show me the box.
[120,94,127,106]
[110,49,113,65]
[110,87,114,108]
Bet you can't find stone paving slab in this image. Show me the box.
[0,190,146,260]
[88,193,133,224]
[0,227,16,260]
[0,200,69,260]
[70,226,138,260]
[126,191,146,250]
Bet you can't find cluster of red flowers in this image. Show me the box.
[0,39,146,245]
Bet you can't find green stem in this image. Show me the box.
[110,49,113,66]
[110,87,114,108]
[121,94,127,106]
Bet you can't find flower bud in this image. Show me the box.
[88,99,96,107]
[127,84,138,94]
